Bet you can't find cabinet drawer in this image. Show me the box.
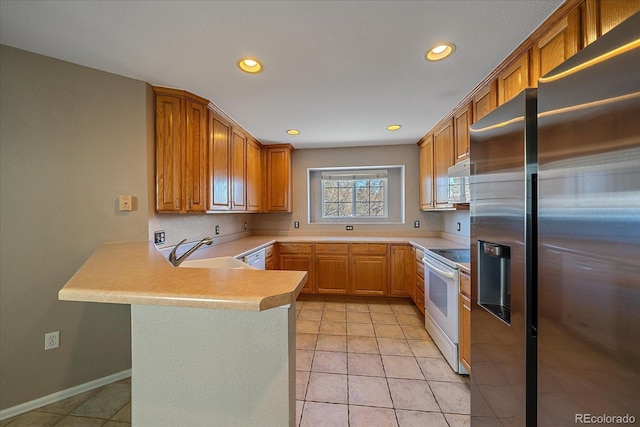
[416,261,424,279]
[415,287,425,313]
[416,277,424,293]
[315,243,349,254]
[351,244,387,255]
[415,248,424,261]
[278,243,313,254]
[460,272,471,298]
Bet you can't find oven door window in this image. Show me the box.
[428,271,448,316]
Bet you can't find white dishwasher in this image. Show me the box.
[243,248,266,270]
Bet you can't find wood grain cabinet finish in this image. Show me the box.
[459,271,471,373]
[472,80,498,123]
[264,144,293,212]
[453,103,472,164]
[350,244,388,296]
[414,248,425,311]
[389,244,414,297]
[154,87,208,213]
[532,8,581,84]
[265,245,275,270]
[418,135,435,210]
[208,110,232,211]
[277,243,314,294]
[498,52,530,105]
[583,0,640,46]
[246,138,262,212]
[433,118,454,208]
[315,244,350,295]
[230,127,247,211]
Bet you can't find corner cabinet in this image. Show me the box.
[246,137,262,212]
[154,87,208,213]
[418,135,434,210]
[264,144,293,212]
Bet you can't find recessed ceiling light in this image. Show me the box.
[425,43,455,61]
[286,129,300,135]
[387,124,402,131]
[237,57,263,73]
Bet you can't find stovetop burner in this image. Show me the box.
[427,248,470,264]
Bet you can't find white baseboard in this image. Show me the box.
[0,369,131,421]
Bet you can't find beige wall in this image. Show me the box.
[253,144,443,236]
[0,45,149,409]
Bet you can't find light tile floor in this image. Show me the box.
[295,298,470,427]
[0,378,131,426]
[1,298,470,427]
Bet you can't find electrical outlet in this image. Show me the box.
[215,225,220,235]
[243,222,248,231]
[414,220,420,228]
[346,225,354,231]
[456,222,461,232]
[154,230,165,245]
[294,221,300,229]
[45,331,60,350]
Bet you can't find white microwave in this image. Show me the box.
[448,160,470,204]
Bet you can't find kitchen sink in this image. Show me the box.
[178,257,256,270]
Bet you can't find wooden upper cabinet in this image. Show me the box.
[208,110,231,211]
[155,94,183,212]
[453,103,472,164]
[583,0,640,46]
[418,135,434,210]
[230,127,247,211]
[498,52,530,105]
[473,80,498,123]
[184,100,208,212]
[246,138,262,212]
[154,87,208,213]
[433,118,454,207]
[264,144,293,212]
[532,8,581,84]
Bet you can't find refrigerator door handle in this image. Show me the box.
[423,258,456,279]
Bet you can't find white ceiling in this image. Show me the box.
[0,0,563,149]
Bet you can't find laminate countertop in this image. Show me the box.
[59,235,469,312]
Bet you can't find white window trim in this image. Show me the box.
[307,165,406,224]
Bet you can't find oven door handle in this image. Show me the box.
[423,258,456,279]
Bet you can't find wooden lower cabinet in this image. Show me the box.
[390,244,413,297]
[351,254,387,296]
[459,272,471,373]
[264,245,274,270]
[278,243,314,294]
[314,244,349,295]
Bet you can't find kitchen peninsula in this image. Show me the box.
[59,241,307,426]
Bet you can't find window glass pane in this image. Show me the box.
[321,175,387,218]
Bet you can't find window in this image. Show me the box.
[321,171,388,218]
[308,166,405,224]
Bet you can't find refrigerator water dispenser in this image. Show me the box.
[478,241,511,325]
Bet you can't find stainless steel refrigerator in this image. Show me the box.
[470,11,640,427]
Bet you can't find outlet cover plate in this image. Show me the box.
[45,331,60,350]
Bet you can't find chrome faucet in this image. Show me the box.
[169,237,213,267]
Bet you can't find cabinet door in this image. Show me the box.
[418,135,434,210]
[583,0,640,46]
[280,254,314,294]
[433,119,454,207]
[231,128,247,211]
[246,138,262,212]
[208,111,231,211]
[351,255,388,296]
[265,245,275,270]
[315,254,349,295]
[155,94,183,212]
[264,145,292,212]
[498,52,530,105]
[184,100,208,212]
[453,103,472,164]
[531,8,580,84]
[459,292,471,373]
[390,245,413,297]
[473,80,498,123]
